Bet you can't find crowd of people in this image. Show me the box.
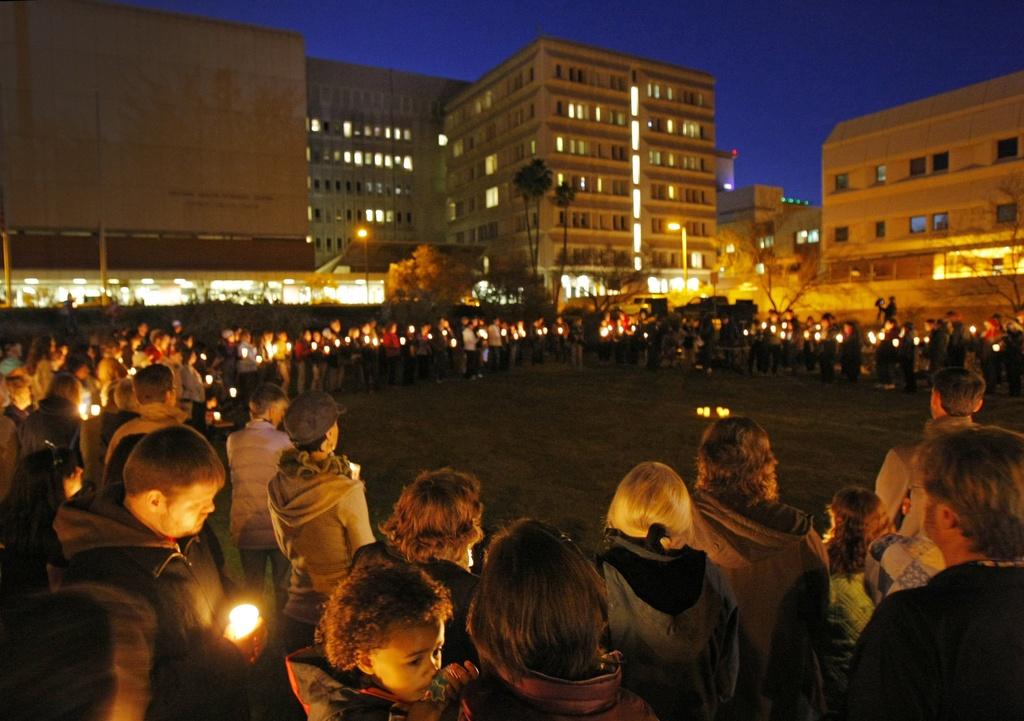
[0,310,1022,721]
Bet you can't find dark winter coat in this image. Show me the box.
[598,534,739,721]
[691,491,829,721]
[54,483,248,721]
[18,395,80,455]
[846,562,1024,721]
[459,652,659,721]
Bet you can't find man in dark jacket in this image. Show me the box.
[55,425,252,721]
[847,426,1024,721]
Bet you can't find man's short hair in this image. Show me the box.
[112,378,138,412]
[249,383,288,418]
[132,365,173,405]
[918,426,1024,559]
[123,426,224,498]
[931,367,985,417]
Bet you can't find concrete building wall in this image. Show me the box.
[443,37,718,299]
[0,0,309,238]
[820,69,1024,316]
[305,59,468,267]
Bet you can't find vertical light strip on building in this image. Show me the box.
[630,84,641,271]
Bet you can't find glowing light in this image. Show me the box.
[400,337,406,346]
[450,339,457,348]
[255,355,263,364]
[969,325,977,334]
[225,604,261,641]
[78,403,89,420]
[892,338,900,348]
[205,374,214,385]
[229,387,238,398]
[213,411,221,422]
[90,404,101,417]
[993,343,1002,352]
[837,334,844,343]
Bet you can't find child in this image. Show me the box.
[818,486,893,718]
[288,561,477,721]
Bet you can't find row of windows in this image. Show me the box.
[648,150,707,171]
[554,173,630,196]
[554,100,628,126]
[834,203,1019,244]
[833,136,1020,191]
[554,64,628,92]
[308,119,413,141]
[650,184,710,204]
[650,219,710,236]
[310,86,437,116]
[310,178,412,196]
[449,188,502,219]
[309,206,414,225]
[646,82,707,108]
[452,221,500,244]
[647,117,704,139]
[794,228,821,245]
[309,146,415,171]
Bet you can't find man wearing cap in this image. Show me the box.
[268,391,374,653]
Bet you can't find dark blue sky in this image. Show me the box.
[131,0,1024,204]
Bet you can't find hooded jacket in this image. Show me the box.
[54,483,247,721]
[459,653,659,721]
[598,535,739,721]
[268,450,375,626]
[17,395,80,455]
[691,491,829,721]
[287,647,403,721]
[104,401,188,465]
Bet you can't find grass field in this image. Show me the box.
[211,361,1024,559]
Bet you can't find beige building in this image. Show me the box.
[717,185,820,312]
[305,59,470,299]
[819,69,1024,317]
[443,37,718,302]
[0,0,312,306]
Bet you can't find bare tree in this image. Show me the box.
[949,172,1024,312]
[717,212,822,313]
[561,245,651,314]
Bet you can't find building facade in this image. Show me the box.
[717,185,821,312]
[819,69,1024,316]
[0,0,313,306]
[305,59,469,301]
[443,37,719,302]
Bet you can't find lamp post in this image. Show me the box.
[356,227,369,303]
[667,221,687,291]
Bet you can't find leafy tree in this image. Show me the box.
[512,158,553,280]
[562,245,652,315]
[552,181,576,307]
[386,245,475,316]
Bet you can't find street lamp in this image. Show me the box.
[356,227,369,303]
[667,221,687,290]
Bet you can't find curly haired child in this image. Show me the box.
[287,561,478,721]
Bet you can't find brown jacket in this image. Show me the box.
[691,491,829,721]
[104,402,188,465]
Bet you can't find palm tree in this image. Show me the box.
[552,181,576,307]
[512,158,553,280]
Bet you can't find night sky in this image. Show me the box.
[129,0,1024,205]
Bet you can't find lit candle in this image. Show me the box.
[255,355,263,364]
[311,341,318,350]
[90,404,101,417]
[335,339,341,347]
[969,325,977,335]
[213,411,222,422]
[892,338,900,348]
[814,332,821,342]
[225,604,261,641]
[408,325,415,334]
[205,374,213,385]
[240,348,248,359]
[286,342,293,352]
[229,387,238,398]
[128,367,137,376]
[450,339,457,348]
[78,403,88,420]
[836,334,844,343]
[400,337,406,346]
[200,353,207,361]
[993,343,1002,352]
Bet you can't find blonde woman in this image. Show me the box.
[600,461,739,721]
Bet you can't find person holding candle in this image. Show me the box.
[55,425,255,721]
[18,372,82,458]
[269,391,375,653]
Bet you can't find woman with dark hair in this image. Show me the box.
[18,372,82,457]
[23,335,55,405]
[691,417,830,721]
[353,467,484,665]
[0,446,84,600]
[462,519,658,721]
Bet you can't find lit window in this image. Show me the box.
[632,155,640,184]
[403,129,411,141]
[385,127,392,139]
[932,212,948,231]
[530,139,536,156]
[630,86,639,116]
[384,155,393,168]
[485,186,499,208]
[875,164,886,183]
[386,210,394,223]
[632,189,641,219]
[755,262,765,274]
[375,209,384,223]
[808,229,820,243]
[403,156,413,171]
[485,154,497,175]
[910,215,927,233]
[690,252,704,269]
[354,151,363,166]
[668,185,675,199]
[666,119,674,134]
[633,223,642,253]
[595,106,602,122]
[556,136,564,152]
[343,121,352,138]
[438,133,448,146]
[374,153,383,167]
[343,151,351,163]
[631,121,640,151]
[365,209,373,222]
[835,173,848,191]
[452,139,463,157]
[310,118,321,132]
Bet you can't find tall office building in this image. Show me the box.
[443,37,718,300]
[0,0,311,306]
[305,60,469,301]
[820,69,1024,314]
